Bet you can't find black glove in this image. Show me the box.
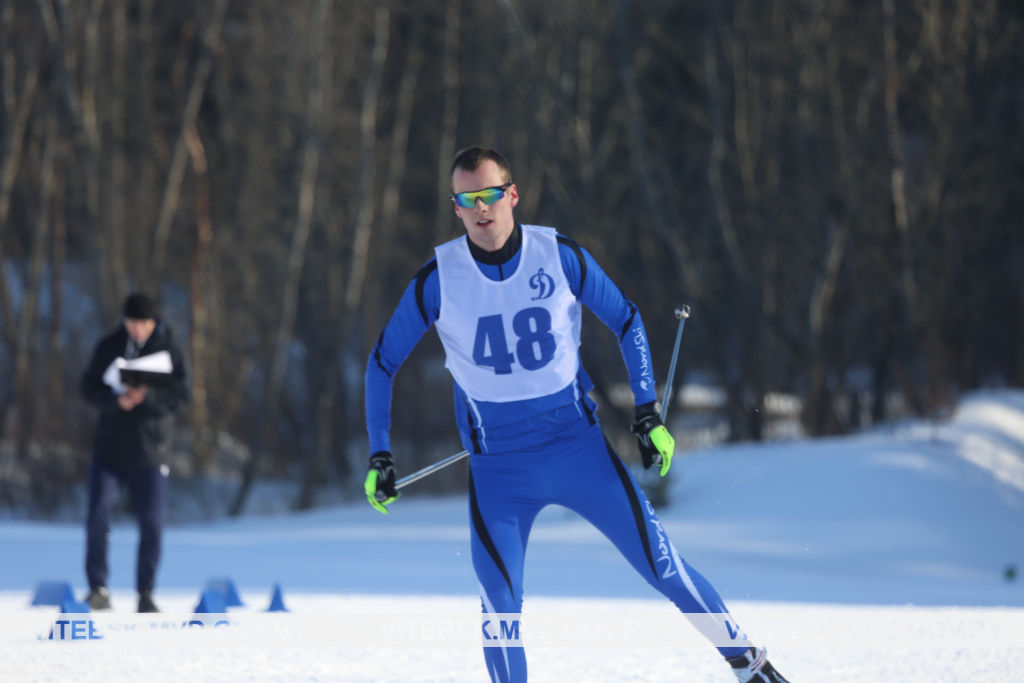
[630,401,675,476]
[364,451,400,514]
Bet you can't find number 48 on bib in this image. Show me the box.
[472,307,556,374]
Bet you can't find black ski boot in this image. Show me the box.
[727,646,792,683]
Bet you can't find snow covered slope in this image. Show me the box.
[655,389,1024,606]
[1,390,1022,681]
[1,391,1022,604]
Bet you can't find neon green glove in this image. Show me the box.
[630,403,675,476]
[364,451,400,514]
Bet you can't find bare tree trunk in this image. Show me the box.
[185,124,214,472]
[47,163,66,434]
[804,38,880,434]
[575,24,595,195]
[433,0,460,244]
[613,0,701,299]
[362,8,423,343]
[135,0,157,280]
[0,58,39,351]
[231,0,333,517]
[1,0,13,122]
[522,44,564,220]
[807,222,847,352]
[702,0,749,282]
[294,360,337,511]
[35,0,83,128]
[81,0,107,152]
[203,242,223,426]
[344,5,389,321]
[380,10,424,239]
[305,2,360,490]
[917,0,973,403]
[804,218,848,434]
[883,0,924,414]
[731,0,760,224]
[109,0,128,296]
[494,0,567,219]
[36,0,115,333]
[319,208,346,480]
[334,5,391,478]
[882,0,912,277]
[148,0,231,292]
[83,0,122,322]
[297,6,419,512]
[14,116,57,457]
[218,266,256,434]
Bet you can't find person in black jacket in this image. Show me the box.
[80,293,189,613]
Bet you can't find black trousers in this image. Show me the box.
[85,459,168,594]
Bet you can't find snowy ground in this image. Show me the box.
[2,390,1023,681]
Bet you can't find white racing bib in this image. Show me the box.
[434,225,581,403]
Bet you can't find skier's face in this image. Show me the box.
[452,160,518,253]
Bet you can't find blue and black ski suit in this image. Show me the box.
[366,224,750,682]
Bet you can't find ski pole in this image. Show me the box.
[660,305,690,425]
[393,449,469,491]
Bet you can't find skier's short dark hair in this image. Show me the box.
[450,147,512,188]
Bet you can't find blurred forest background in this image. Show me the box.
[0,0,1022,517]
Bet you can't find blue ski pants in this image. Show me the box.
[468,422,748,683]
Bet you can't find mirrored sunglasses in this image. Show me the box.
[450,182,512,208]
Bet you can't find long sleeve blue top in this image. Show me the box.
[365,226,657,456]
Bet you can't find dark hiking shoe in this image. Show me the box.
[727,646,792,683]
[138,592,160,613]
[85,587,111,611]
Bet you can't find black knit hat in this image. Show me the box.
[123,293,158,320]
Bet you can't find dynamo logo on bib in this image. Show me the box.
[529,268,556,300]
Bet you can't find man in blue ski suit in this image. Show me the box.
[364,147,791,683]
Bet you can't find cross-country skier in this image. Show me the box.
[364,146,791,683]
